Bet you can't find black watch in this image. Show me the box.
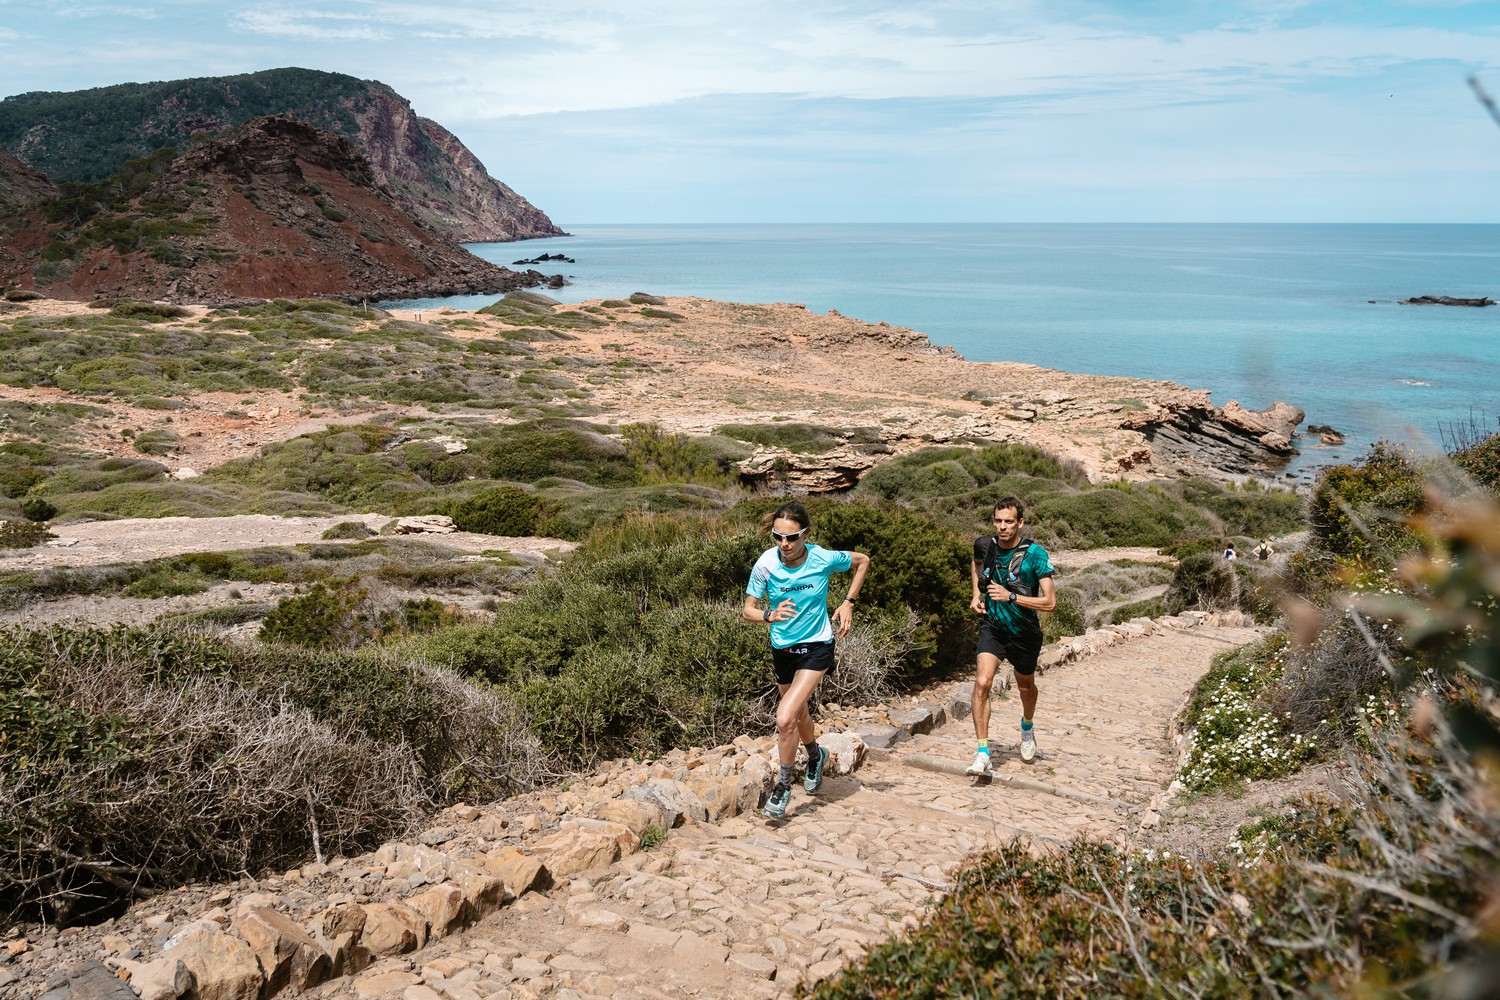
[1008,592,1018,603]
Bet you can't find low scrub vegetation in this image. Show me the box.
[0,625,557,926]
[808,437,1500,998]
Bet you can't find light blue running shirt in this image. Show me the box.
[746,543,854,649]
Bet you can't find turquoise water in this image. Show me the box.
[388,224,1500,473]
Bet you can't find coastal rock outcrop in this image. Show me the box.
[1121,393,1305,477]
[0,117,560,305]
[0,68,565,244]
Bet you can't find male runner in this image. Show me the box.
[967,496,1056,773]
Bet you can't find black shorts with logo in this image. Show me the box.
[976,618,1043,676]
[770,640,836,685]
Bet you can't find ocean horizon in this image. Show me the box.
[386,223,1500,478]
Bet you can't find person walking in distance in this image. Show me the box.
[743,502,871,818]
[967,496,1056,773]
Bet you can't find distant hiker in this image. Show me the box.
[1254,539,1273,561]
[743,501,870,819]
[1224,546,1238,561]
[966,495,1056,774]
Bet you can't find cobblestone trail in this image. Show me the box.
[10,615,1263,1000]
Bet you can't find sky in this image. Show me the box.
[0,1,1497,224]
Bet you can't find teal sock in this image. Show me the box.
[779,764,795,786]
[1021,718,1034,731]
[977,739,990,754]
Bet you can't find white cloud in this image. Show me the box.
[230,7,390,42]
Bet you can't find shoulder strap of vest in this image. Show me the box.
[1007,539,1033,576]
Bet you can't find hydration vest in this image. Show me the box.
[982,538,1037,598]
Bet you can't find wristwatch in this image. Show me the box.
[763,608,772,622]
[1008,592,1018,603]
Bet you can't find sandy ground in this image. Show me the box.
[0,512,574,573]
[0,295,1206,480]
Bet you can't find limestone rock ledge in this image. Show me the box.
[1121,392,1305,478]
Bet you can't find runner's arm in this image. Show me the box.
[832,551,870,636]
[1013,574,1056,613]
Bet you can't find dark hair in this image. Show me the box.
[762,501,811,534]
[993,496,1026,521]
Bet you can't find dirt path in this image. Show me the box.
[363,622,1261,1000]
[0,513,574,575]
[12,615,1266,1000]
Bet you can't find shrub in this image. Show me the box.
[1042,590,1086,644]
[1451,430,1500,492]
[0,519,50,549]
[132,428,179,455]
[321,520,376,540]
[108,302,190,322]
[1163,552,1259,615]
[19,497,56,522]
[258,581,365,648]
[628,292,666,305]
[1308,441,1425,563]
[0,624,559,924]
[451,486,550,537]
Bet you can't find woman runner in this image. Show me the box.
[742,502,871,818]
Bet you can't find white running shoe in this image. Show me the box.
[1020,726,1037,762]
[965,750,993,776]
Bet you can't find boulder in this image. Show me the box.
[479,846,551,897]
[357,902,427,956]
[394,514,457,534]
[623,778,708,827]
[590,797,669,837]
[114,957,192,1000]
[530,827,620,878]
[404,883,466,940]
[231,906,331,994]
[39,960,138,1000]
[162,927,263,1000]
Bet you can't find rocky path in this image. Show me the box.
[11,614,1261,1000]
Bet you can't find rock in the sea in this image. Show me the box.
[1399,295,1495,307]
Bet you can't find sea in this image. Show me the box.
[385,223,1500,478]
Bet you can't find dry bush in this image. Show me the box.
[819,607,916,708]
[417,662,568,794]
[0,626,564,926]
[2,667,427,926]
[1270,610,1404,744]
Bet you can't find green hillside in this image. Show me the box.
[0,68,383,183]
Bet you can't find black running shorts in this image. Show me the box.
[976,619,1042,676]
[770,640,836,685]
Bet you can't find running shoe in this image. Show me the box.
[764,782,792,818]
[804,745,830,793]
[1020,726,1037,762]
[965,750,993,776]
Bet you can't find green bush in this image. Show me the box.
[258,581,364,648]
[1308,441,1425,563]
[1163,552,1259,615]
[451,486,550,537]
[321,520,376,540]
[0,622,552,924]
[1042,590,1086,644]
[1452,430,1500,492]
[19,497,56,522]
[108,302,190,322]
